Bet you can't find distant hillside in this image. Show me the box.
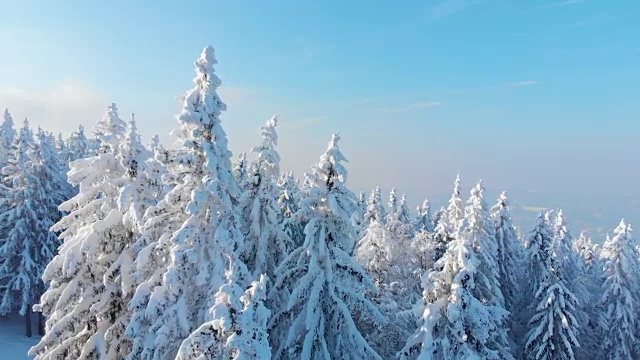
[427,189,639,243]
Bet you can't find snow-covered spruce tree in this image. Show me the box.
[351,190,368,239]
[29,103,129,359]
[87,114,159,359]
[277,171,305,249]
[356,213,418,358]
[125,151,188,360]
[269,133,384,360]
[0,109,16,165]
[523,213,556,304]
[414,197,434,233]
[238,115,289,280]
[363,186,387,227]
[574,231,601,270]
[175,248,268,360]
[523,219,580,360]
[67,125,90,162]
[551,210,591,357]
[463,181,512,354]
[134,46,247,360]
[387,193,414,238]
[0,121,52,337]
[233,152,250,190]
[230,274,272,359]
[489,192,523,319]
[432,175,464,265]
[387,187,398,221]
[599,220,639,360]
[400,217,515,360]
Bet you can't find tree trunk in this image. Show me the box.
[25,307,32,338]
[38,312,45,336]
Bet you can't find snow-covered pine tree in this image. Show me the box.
[356,212,418,358]
[551,210,591,357]
[0,109,16,166]
[136,46,247,360]
[126,152,189,360]
[400,215,515,360]
[599,220,639,360]
[351,190,368,239]
[387,187,398,222]
[229,274,272,360]
[363,186,387,227]
[67,125,90,162]
[387,193,414,238]
[29,103,130,359]
[463,181,512,356]
[489,192,523,318]
[574,231,601,270]
[177,258,271,360]
[233,152,250,190]
[0,121,54,337]
[524,213,556,304]
[523,215,580,360]
[239,115,289,280]
[269,133,384,360]
[432,175,464,265]
[277,171,305,249]
[414,197,434,233]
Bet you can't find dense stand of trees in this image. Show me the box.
[0,46,637,360]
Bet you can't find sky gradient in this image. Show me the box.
[0,0,638,229]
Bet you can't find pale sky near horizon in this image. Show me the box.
[0,0,638,204]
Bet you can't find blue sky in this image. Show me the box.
[1,0,639,207]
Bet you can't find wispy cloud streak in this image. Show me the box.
[510,81,541,87]
[383,101,443,113]
[540,0,587,9]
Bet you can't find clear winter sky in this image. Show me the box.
[1,0,638,203]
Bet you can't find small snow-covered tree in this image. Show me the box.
[431,175,464,265]
[524,216,581,360]
[0,109,16,165]
[574,231,601,270]
[239,115,289,280]
[551,210,591,356]
[233,152,250,190]
[490,192,523,316]
[400,218,515,360]
[269,133,384,360]
[277,171,305,249]
[414,197,434,233]
[524,213,556,302]
[363,186,387,227]
[351,190,368,239]
[599,220,639,360]
[67,125,90,162]
[29,103,130,359]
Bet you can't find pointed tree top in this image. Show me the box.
[470,180,484,197]
[316,132,348,186]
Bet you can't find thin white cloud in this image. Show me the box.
[540,0,587,9]
[510,81,541,87]
[282,116,326,129]
[383,101,443,113]
[428,0,487,19]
